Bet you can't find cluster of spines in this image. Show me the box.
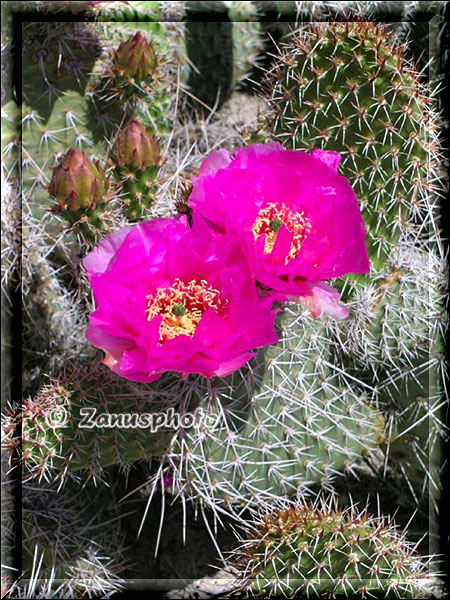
[147,307,384,520]
[263,20,443,282]
[228,498,435,598]
[4,362,186,484]
[323,243,448,509]
[21,239,92,394]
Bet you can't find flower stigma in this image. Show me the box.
[146,278,226,342]
[252,202,311,263]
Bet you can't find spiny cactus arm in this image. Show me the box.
[12,364,177,483]
[110,117,163,220]
[92,0,162,23]
[147,308,385,519]
[263,20,443,293]
[378,332,447,512]
[227,497,439,599]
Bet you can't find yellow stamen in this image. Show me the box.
[252,202,312,264]
[146,278,226,343]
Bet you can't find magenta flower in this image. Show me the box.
[83,217,278,383]
[188,143,370,318]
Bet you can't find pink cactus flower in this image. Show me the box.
[84,217,278,383]
[188,143,370,319]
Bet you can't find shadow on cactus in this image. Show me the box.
[20,478,128,594]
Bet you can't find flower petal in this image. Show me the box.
[298,281,349,319]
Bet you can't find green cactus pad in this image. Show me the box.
[15,364,180,482]
[229,500,434,598]
[264,21,441,292]
[160,307,384,514]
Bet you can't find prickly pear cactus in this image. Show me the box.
[264,21,442,284]
[228,500,435,598]
[152,308,384,516]
[4,363,190,483]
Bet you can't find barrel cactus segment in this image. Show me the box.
[228,498,437,599]
[263,20,443,292]
[111,117,162,220]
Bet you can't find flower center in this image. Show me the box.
[146,278,225,343]
[252,202,311,263]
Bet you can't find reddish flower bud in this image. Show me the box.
[49,149,107,211]
[112,117,160,170]
[112,32,157,82]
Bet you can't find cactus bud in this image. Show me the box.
[112,117,160,170]
[112,32,157,82]
[49,149,107,211]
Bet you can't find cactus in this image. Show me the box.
[228,499,436,598]
[256,19,447,516]
[5,362,187,483]
[111,117,162,220]
[149,307,384,518]
[20,479,128,591]
[14,17,182,391]
[324,243,448,509]
[184,1,263,111]
[100,31,160,107]
[92,0,161,23]
[1,2,447,596]
[263,20,443,291]
[48,148,112,244]
[224,1,263,90]
[19,19,177,234]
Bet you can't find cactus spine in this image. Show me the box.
[150,308,384,517]
[228,499,436,599]
[5,363,186,483]
[264,21,442,289]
